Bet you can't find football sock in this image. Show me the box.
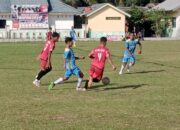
[54,77,63,85]
[36,68,52,80]
[120,65,125,73]
[127,63,133,70]
[77,78,83,88]
[36,70,46,80]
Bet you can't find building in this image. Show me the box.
[0,0,81,39]
[154,0,180,38]
[79,3,130,40]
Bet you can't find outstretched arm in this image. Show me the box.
[75,56,85,60]
[107,56,116,70]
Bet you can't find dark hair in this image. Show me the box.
[49,27,52,30]
[65,37,73,43]
[100,37,107,43]
[52,32,60,38]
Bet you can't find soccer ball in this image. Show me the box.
[102,77,110,85]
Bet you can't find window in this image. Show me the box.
[106,17,121,20]
[172,17,176,28]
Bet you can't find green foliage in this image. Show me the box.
[62,0,165,6]
[145,9,169,36]
[127,7,145,31]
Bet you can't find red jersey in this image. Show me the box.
[39,40,55,61]
[89,45,110,69]
[46,31,52,40]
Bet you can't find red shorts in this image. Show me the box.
[40,59,48,70]
[89,65,104,81]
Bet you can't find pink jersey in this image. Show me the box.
[39,40,55,61]
[46,31,52,40]
[89,45,110,69]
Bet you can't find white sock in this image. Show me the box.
[77,78,83,88]
[54,77,63,85]
[127,63,133,70]
[120,65,125,73]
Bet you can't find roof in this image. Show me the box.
[153,0,180,11]
[10,0,47,5]
[0,0,11,13]
[49,0,80,14]
[79,3,131,17]
[0,0,80,15]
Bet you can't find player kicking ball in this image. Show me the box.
[48,37,86,91]
[119,33,142,75]
[85,37,116,89]
[33,32,60,87]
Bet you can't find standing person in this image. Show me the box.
[119,33,142,75]
[48,37,86,91]
[86,37,116,89]
[46,27,53,41]
[33,32,60,87]
[70,26,77,47]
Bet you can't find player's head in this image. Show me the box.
[52,32,60,42]
[65,37,73,48]
[100,37,107,46]
[129,33,135,40]
[49,27,52,31]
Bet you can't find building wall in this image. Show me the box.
[49,14,74,30]
[169,9,180,38]
[87,6,126,39]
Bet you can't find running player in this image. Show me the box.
[86,37,116,89]
[48,37,86,91]
[33,32,60,87]
[119,33,142,75]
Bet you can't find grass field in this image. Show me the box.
[0,40,180,130]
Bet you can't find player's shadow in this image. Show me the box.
[126,70,165,74]
[92,83,117,89]
[103,84,148,91]
[42,80,85,86]
[142,61,180,69]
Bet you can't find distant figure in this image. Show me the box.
[141,28,145,41]
[46,27,53,41]
[70,26,77,47]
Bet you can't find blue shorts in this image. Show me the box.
[122,55,135,63]
[65,67,81,78]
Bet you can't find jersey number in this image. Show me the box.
[98,53,102,61]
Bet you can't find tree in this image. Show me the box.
[127,6,145,32]
[145,9,168,37]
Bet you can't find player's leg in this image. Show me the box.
[33,60,52,87]
[126,56,135,72]
[48,69,71,90]
[119,56,128,75]
[73,68,86,91]
[86,66,102,89]
[73,40,76,47]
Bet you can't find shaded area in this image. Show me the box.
[126,70,165,74]
[104,84,148,91]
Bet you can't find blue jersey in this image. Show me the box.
[124,39,140,57]
[64,48,77,70]
[70,29,77,41]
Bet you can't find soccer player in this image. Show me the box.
[33,32,60,87]
[46,27,53,41]
[119,33,142,75]
[48,37,86,91]
[86,37,116,89]
[70,26,77,47]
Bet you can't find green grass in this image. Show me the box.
[0,40,180,130]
